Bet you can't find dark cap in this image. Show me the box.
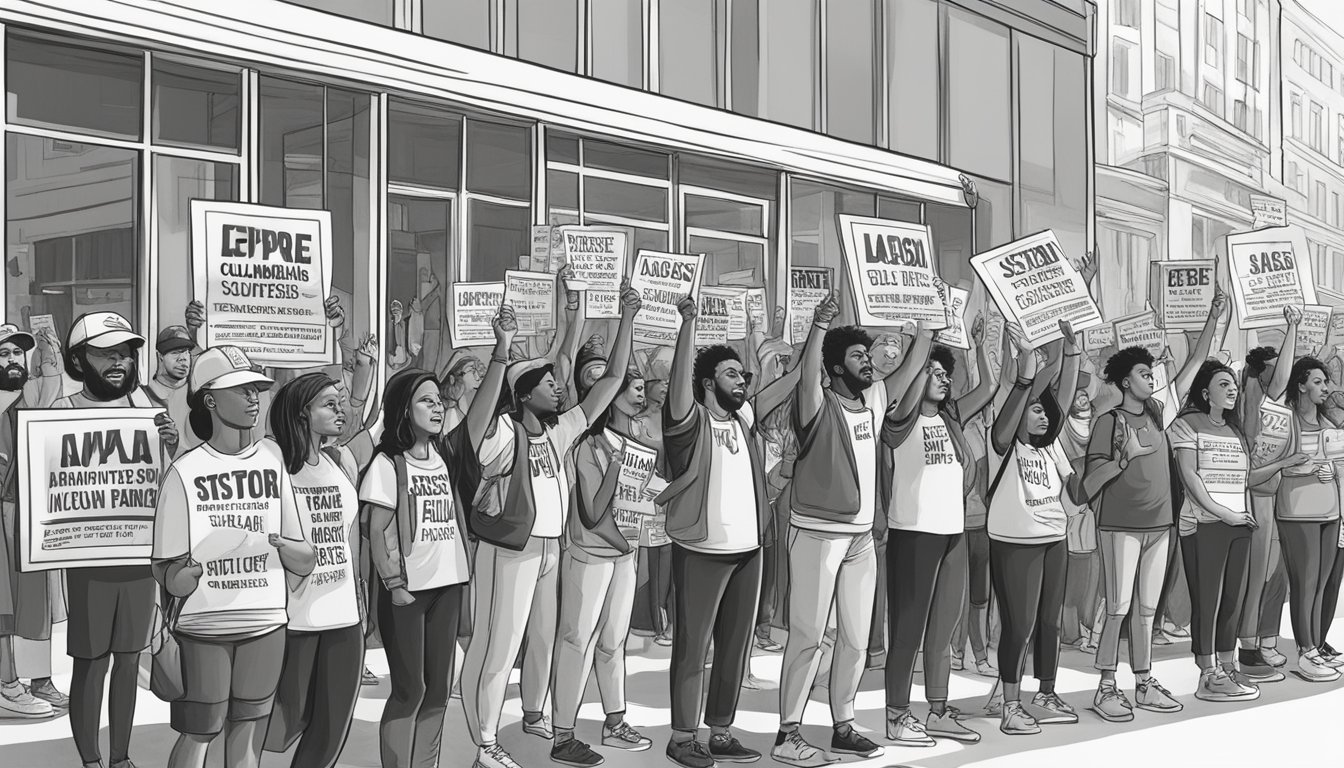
[156,326,195,354]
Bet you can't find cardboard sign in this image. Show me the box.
[1113,311,1165,358]
[1084,324,1115,352]
[190,201,334,368]
[1226,227,1316,329]
[503,270,556,336]
[970,230,1103,348]
[1149,260,1217,331]
[1250,194,1288,230]
[448,282,505,348]
[837,215,946,328]
[631,251,704,346]
[787,267,833,346]
[1295,304,1332,356]
[935,284,972,350]
[18,408,165,570]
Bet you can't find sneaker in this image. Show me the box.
[1322,642,1340,660]
[1091,682,1134,722]
[1319,650,1344,669]
[1151,631,1173,646]
[1224,666,1264,696]
[475,744,523,768]
[0,682,53,719]
[1260,645,1288,667]
[974,658,998,678]
[667,739,715,768]
[362,667,379,686]
[999,701,1041,735]
[110,761,137,768]
[983,687,1004,717]
[745,674,773,691]
[603,721,652,752]
[885,710,934,747]
[951,652,965,671]
[655,633,673,647]
[1028,692,1078,724]
[924,711,980,743]
[709,733,761,763]
[755,633,783,653]
[1135,677,1182,713]
[524,715,555,740]
[1237,649,1284,681]
[830,725,882,759]
[1195,668,1257,702]
[27,679,69,708]
[552,737,604,767]
[770,731,834,767]
[1163,622,1190,639]
[1296,651,1342,683]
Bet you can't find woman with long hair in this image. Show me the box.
[263,373,366,767]
[360,308,513,768]
[440,352,487,435]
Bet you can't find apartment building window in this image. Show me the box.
[1234,100,1248,132]
[1202,82,1224,117]
[1334,250,1344,294]
[1317,181,1329,220]
[1155,53,1176,92]
[1334,191,1342,227]
[1288,160,1304,193]
[1338,115,1344,165]
[591,0,643,87]
[1204,15,1222,67]
[885,0,939,160]
[423,1,491,50]
[740,0,815,130]
[1112,41,1133,98]
[1240,0,1256,24]
[1311,102,1325,153]
[1292,92,1303,139]
[825,0,876,144]
[513,0,580,73]
[660,0,722,108]
[282,0,392,26]
[949,8,1011,181]
[1153,0,1178,94]
[1236,34,1251,84]
[1114,0,1139,28]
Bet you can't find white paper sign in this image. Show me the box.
[503,270,556,336]
[448,282,505,348]
[1149,260,1217,331]
[529,226,552,272]
[610,439,661,542]
[1295,304,1332,356]
[27,313,56,339]
[1113,311,1165,359]
[970,230,1104,348]
[695,287,734,346]
[1226,227,1316,329]
[1084,324,1115,351]
[563,228,627,319]
[935,284,972,350]
[837,215,946,328]
[787,267,833,346]
[1250,194,1288,230]
[745,288,767,333]
[631,251,705,346]
[1251,401,1293,465]
[1197,434,1250,496]
[191,201,334,367]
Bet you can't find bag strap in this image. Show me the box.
[987,441,1017,501]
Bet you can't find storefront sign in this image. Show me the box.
[1226,227,1316,329]
[17,408,164,571]
[503,270,556,336]
[1250,194,1288,230]
[563,227,628,319]
[448,281,505,348]
[935,284,972,350]
[1113,310,1165,359]
[1295,304,1332,355]
[1084,324,1115,352]
[191,201,334,367]
[787,267,833,346]
[970,230,1103,348]
[610,439,661,542]
[837,215,946,328]
[1148,260,1216,331]
[631,251,705,346]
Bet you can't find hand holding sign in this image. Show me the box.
[678,295,698,321]
[1210,287,1228,317]
[813,291,841,327]
[324,296,345,329]
[1060,319,1079,356]
[154,411,179,449]
[494,305,518,346]
[620,280,642,319]
[1077,249,1099,286]
[168,559,204,598]
[559,264,581,304]
[186,300,205,333]
[971,314,986,347]
[1285,305,1303,327]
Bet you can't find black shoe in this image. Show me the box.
[709,734,761,763]
[551,738,604,767]
[831,726,883,758]
[666,739,715,768]
[1323,643,1340,660]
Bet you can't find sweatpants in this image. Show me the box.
[868,537,887,667]
[1181,523,1252,660]
[1278,519,1341,650]
[669,545,761,732]
[779,528,876,727]
[1095,528,1170,673]
[952,527,993,661]
[265,623,365,768]
[379,585,464,768]
[552,548,637,730]
[1154,533,1190,631]
[462,536,561,747]
[1239,494,1278,643]
[990,539,1066,686]
[885,530,967,708]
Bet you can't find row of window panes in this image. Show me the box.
[1294,39,1336,89]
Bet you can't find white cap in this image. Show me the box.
[189,346,274,393]
[505,358,552,394]
[67,312,144,350]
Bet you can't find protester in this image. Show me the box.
[148,325,199,451]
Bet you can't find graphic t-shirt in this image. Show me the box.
[793,394,876,534]
[1086,404,1173,532]
[360,449,469,591]
[888,412,965,535]
[681,403,759,554]
[1168,414,1249,536]
[987,440,1072,544]
[478,409,588,539]
[287,447,360,631]
[152,440,302,637]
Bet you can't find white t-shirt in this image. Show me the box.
[1168,415,1249,536]
[987,440,1072,544]
[682,402,760,554]
[888,412,965,535]
[287,447,360,631]
[478,409,588,539]
[152,440,302,637]
[360,449,469,591]
[793,394,876,534]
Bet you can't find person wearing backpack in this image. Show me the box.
[360,307,514,768]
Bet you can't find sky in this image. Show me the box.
[1299,0,1344,37]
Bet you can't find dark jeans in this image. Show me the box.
[1260,554,1289,638]
[669,545,762,732]
[378,583,464,768]
[990,539,1067,685]
[632,545,673,636]
[265,623,365,768]
[953,527,993,661]
[756,539,778,632]
[1181,523,1252,659]
[885,530,966,707]
[1278,519,1340,650]
[1062,551,1099,643]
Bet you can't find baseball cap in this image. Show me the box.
[0,324,35,352]
[156,326,195,354]
[67,312,144,350]
[189,346,274,393]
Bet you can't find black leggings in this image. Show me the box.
[990,539,1066,685]
[70,652,139,765]
[1319,543,1344,644]
[378,583,464,768]
[1181,524,1252,659]
[885,530,966,707]
[264,624,365,768]
[1278,519,1340,650]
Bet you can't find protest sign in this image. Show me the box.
[1250,194,1288,230]
[448,281,505,348]
[1113,311,1165,358]
[1327,312,1344,351]
[970,230,1103,348]
[935,284,972,350]
[564,228,628,319]
[1251,401,1293,465]
[631,251,705,346]
[503,270,556,336]
[695,287,736,346]
[610,440,660,542]
[1149,260,1216,331]
[1226,227,1316,329]
[18,408,164,570]
[638,509,670,548]
[529,226,552,272]
[837,215,946,328]
[27,313,56,340]
[1084,324,1115,352]
[1295,304,1332,356]
[1197,435,1250,495]
[745,288,767,333]
[787,267,833,346]
[191,200,333,367]
[1323,430,1344,461]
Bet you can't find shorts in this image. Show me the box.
[171,627,286,736]
[65,566,156,658]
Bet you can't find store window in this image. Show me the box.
[152,59,241,153]
[591,0,643,87]
[464,118,532,281]
[681,154,775,292]
[6,136,139,335]
[661,0,722,108]
[388,98,462,190]
[388,197,454,373]
[825,0,876,144]
[747,0,815,129]
[423,0,492,50]
[948,9,1010,182]
[885,0,939,160]
[6,32,143,140]
[790,181,875,323]
[513,0,579,73]
[154,158,239,330]
[466,118,531,199]
[546,134,671,258]
[282,0,392,25]
[1018,38,1088,261]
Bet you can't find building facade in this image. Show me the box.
[0,0,1094,393]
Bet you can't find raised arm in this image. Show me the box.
[555,266,585,387]
[955,316,997,422]
[991,324,1038,455]
[1048,322,1083,445]
[886,323,936,412]
[1031,339,1065,401]
[465,306,517,450]
[795,291,841,430]
[753,356,804,422]
[1268,305,1303,402]
[579,284,640,424]
[666,296,699,424]
[1173,288,1228,402]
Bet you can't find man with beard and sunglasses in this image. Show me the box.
[53,312,180,768]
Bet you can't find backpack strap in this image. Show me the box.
[394,454,412,578]
[987,441,1017,501]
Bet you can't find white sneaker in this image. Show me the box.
[475,744,522,768]
[0,682,54,719]
[1195,668,1257,702]
[1297,651,1342,683]
[885,710,934,747]
[770,730,836,767]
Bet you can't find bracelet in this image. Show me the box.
[382,576,407,591]
[813,321,829,331]
[1064,352,1081,358]
[1014,377,1033,389]
[566,302,580,311]
[491,353,509,365]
